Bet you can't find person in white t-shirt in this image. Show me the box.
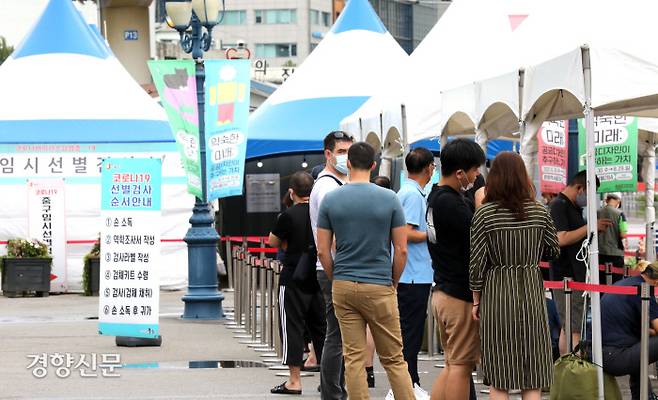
[310,131,353,399]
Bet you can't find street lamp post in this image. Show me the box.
[165,0,225,320]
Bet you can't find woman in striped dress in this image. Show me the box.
[469,152,560,400]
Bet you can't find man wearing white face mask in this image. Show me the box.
[310,131,353,400]
[548,170,612,355]
[426,139,485,400]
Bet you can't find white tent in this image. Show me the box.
[436,0,658,395]
[0,0,192,292]
[341,0,535,163]
[247,0,407,159]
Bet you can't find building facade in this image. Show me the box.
[155,0,333,71]
[368,0,451,54]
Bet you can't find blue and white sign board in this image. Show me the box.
[124,30,138,41]
[98,158,162,339]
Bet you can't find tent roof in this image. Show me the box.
[0,0,172,144]
[247,0,405,159]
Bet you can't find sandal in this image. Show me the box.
[302,364,320,372]
[270,382,302,395]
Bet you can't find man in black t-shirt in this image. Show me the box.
[269,172,326,396]
[427,139,485,400]
[548,170,611,355]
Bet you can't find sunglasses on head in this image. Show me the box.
[328,131,354,141]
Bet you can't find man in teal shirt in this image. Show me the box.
[387,147,435,400]
[317,142,414,400]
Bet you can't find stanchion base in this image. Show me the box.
[275,372,314,378]
[262,357,281,363]
[223,288,235,293]
[434,363,445,368]
[116,336,162,347]
[260,353,278,358]
[268,365,289,371]
[238,340,261,344]
[247,343,267,348]
[254,347,275,352]
[418,356,442,361]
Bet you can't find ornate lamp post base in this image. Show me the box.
[182,198,225,320]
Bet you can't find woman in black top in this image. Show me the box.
[269,172,326,395]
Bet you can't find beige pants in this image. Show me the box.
[332,280,414,400]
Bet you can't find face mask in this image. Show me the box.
[334,154,348,175]
[458,171,474,192]
[575,191,588,207]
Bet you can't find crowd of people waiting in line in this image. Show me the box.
[266,130,658,400]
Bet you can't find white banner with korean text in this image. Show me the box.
[27,179,67,292]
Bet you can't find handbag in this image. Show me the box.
[550,346,622,400]
[550,291,622,399]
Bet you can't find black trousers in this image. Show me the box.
[279,283,326,366]
[397,283,432,385]
[603,337,658,400]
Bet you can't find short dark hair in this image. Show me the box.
[372,176,391,189]
[323,131,354,152]
[440,138,486,176]
[405,147,434,174]
[569,170,601,189]
[289,171,314,197]
[347,142,375,171]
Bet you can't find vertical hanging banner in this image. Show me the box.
[537,120,569,194]
[99,158,161,339]
[578,116,638,193]
[204,60,251,201]
[148,60,202,199]
[27,179,66,292]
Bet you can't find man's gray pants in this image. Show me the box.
[317,270,347,400]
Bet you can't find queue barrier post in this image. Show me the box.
[225,239,234,291]
[640,282,650,400]
[605,263,613,286]
[564,278,573,353]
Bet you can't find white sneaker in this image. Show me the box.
[413,383,430,400]
[385,389,395,400]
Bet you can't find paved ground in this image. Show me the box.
[0,289,639,399]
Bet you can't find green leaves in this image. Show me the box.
[0,36,13,66]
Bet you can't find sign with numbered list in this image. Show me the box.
[98,158,162,339]
[537,120,569,194]
[27,179,67,291]
[578,116,638,193]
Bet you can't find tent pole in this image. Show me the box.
[475,128,488,178]
[646,133,656,262]
[401,104,409,173]
[582,45,605,400]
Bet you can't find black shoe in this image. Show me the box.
[367,370,375,388]
[271,382,301,395]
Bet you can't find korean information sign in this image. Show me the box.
[27,179,67,291]
[204,60,250,201]
[578,116,638,193]
[537,120,569,194]
[98,158,161,339]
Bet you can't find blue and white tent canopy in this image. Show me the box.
[0,0,172,144]
[247,0,408,159]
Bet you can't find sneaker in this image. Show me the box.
[385,389,395,400]
[367,369,375,388]
[413,383,430,400]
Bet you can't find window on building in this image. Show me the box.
[255,9,297,24]
[255,43,298,58]
[321,12,331,27]
[310,10,320,25]
[219,10,246,25]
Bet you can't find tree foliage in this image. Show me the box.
[0,36,13,65]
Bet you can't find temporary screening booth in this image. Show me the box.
[0,0,192,292]
[435,0,658,396]
[340,0,535,174]
[246,0,408,160]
